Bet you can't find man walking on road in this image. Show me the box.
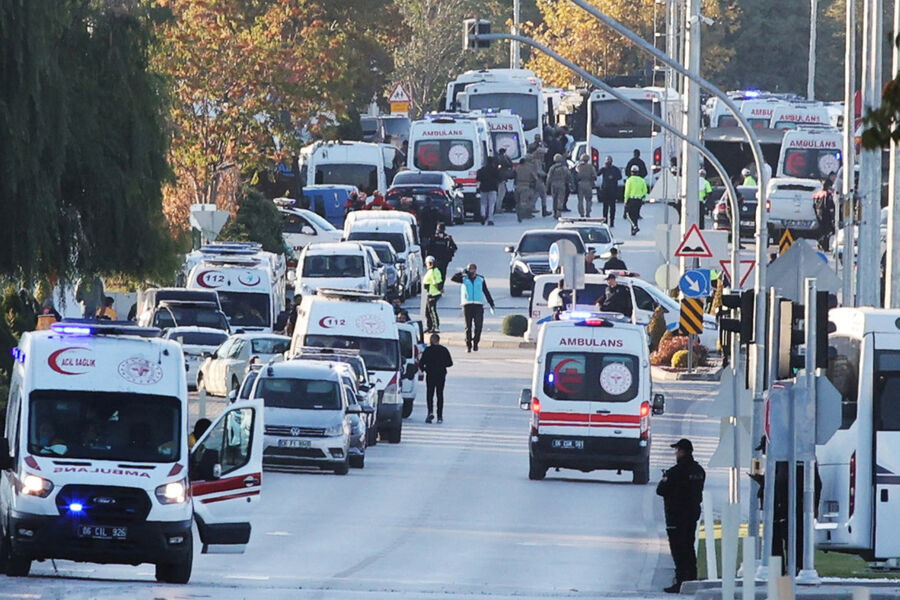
[419,333,453,424]
[656,438,706,594]
[422,256,443,333]
[597,155,622,226]
[450,263,495,352]
[574,154,597,218]
[624,165,648,236]
[476,156,501,226]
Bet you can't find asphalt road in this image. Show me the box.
[1,200,737,598]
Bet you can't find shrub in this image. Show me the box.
[502,314,528,337]
[647,306,667,352]
[650,335,709,367]
[671,349,690,368]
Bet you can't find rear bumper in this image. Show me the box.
[8,512,192,565]
[530,435,649,471]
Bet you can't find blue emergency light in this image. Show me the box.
[68,502,84,513]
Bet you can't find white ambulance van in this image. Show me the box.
[519,314,664,484]
[289,289,403,443]
[186,243,286,333]
[302,140,390,195]
[472,109,528,164]
[0,322,263,582]
[769,104,832,131]
[775,128,842,180]
[407,114,492,218]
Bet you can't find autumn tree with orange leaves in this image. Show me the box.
[152,0,402,230]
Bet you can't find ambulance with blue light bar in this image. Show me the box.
[0,322,264,583]
[186,242,287,333]
[518,314,665,484]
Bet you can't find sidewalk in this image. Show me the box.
[439,330,535,350]
[683,580,900,598]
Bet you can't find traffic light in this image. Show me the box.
[816,291,837,369]
[463,19,491,49]
[718,290,754,344]
[776,299,804,379]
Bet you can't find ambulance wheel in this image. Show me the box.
[510,282,522,297]
[402,398,414,418]
[155,536,192,584]
[1,529,31,577]
[632,460,650,485]
[528,456,547,480]
[334,459,350,475]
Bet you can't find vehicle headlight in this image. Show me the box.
[325,422,346,436]
[513,260,530,273]
[20,473,53,498]
[155,478,189,504]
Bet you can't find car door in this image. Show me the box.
[397,324,417,398]
[207,339,233,395]
[282,212,318,251]
[224,340,248,392]
[190,398,263,553]
[630,284,658,325]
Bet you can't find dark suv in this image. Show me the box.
[504,230,585,297]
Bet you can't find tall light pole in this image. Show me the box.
[841,0,856,306]
[807,0,817,99]
[510,0,521,69]
[680,0,701,269]
[887,0,900,308]
[858,0,883,307]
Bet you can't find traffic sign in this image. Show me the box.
[390,102,409,114]
[679,269,711,298]
[679,298,705,335]
[674,224,713,258]
[778,228,795,255]
[718,259,756,289]
[548,243,560,272]
[654,263,680,291]
[388,82,411,104]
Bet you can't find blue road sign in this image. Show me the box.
[679,269,711,298]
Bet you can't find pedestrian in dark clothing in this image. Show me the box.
[596,273,632,317]
[476,156,502,225]
[285,293,303,336]
[419,333,453,423]
[426,223,457,280]
[584,249,599,274]
[598,155,622,226]
[419,198,440,246]
[814,183,836,252]
[450,263,495,352]
[657,438,706,594]
[602,247,627,271]
[626,149,648,179]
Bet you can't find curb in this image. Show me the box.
[441,336,535,350]
[651,365,724,382]
[682,580,900,599]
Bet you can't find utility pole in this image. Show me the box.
[857,0,883,307]
[807,0,817,100]
[510,0,521,69]
[888,0,900,307]
[841,0,856,306]
[680,0,701,274]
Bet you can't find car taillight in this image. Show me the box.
[640,401,650,439]
[766,200,771,212]
[591,147,599,168]
[531,398,541,414]
[849,451,856,518]
[653,147,662,166]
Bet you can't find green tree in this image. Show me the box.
[218,189,285,254]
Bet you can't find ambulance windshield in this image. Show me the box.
[28,391,181,462]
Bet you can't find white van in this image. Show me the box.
[344,218,422,297]
[185,243,287,333]
[769,104,832,131]
[289,290,403,443]
[470,109,528,163]
[524,273,719,347]
[407,114,492,218]
[294,242,380,296]
[519,315,664,483]
[0,322,263,582]
[302,141,390,195]
[765,177,821,239]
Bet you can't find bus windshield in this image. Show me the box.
[28,391,181,462]
[591,99,661,138]
[468,93,539,131]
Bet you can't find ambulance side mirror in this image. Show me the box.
[0,438,11,470]
[652,393,666,416]
[519,388,532,411]
[227,390,238,403]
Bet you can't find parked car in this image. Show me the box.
[766,177,821,240]
[294,242,381,296]
[332,362,371,468]
[397,322,420,418]
[163,326,229,390]
[554,218,619,259]
[504,229,585,297]
[197,333,291,396]
[359,240,405,300]
[344,219,422,298]
[712,185,758,239]
[275,201,343,253]
[386,170,465,225]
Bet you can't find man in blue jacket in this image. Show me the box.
[450,263,495,352]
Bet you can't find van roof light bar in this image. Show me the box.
[315,288,383,302]
[51,320,161,338]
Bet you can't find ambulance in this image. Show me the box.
[769,104,832,131]
[407,114,492,218]
[519,314,664,484]
[289,289,403,443]
[0,321,263,582]
[775,128,842,181]
[186,243,287,333]
[472,110,527,164]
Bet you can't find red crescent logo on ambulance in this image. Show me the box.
[48,347,95,375]
[196,270,225,289]
[552,358,582,395]
[237,273,261,287]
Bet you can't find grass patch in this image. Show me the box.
[696,526,900,580]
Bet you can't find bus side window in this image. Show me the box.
[826,335,860,429]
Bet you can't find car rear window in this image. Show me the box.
[170,331,228,346]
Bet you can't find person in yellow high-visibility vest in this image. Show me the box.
[698,169,713,229]
[422,256,443,333]
[623,165,649,236]
[741,168,757,187]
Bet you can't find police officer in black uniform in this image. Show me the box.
[656,438,706,594]
[596,273,632,317]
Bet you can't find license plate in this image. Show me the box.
[278,439,310,448]
[76,525,127,540]
[740,220,754,227]
[552,439,584,450]
[785,220,811,227]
